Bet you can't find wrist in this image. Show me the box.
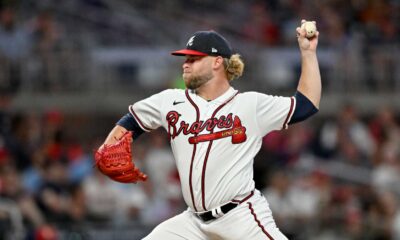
[300,50,317,58]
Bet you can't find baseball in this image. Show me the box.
[301,21,317,38]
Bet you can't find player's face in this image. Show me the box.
[182,55,213,90]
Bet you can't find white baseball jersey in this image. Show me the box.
[130,87,295,212]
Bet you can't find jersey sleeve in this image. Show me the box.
[255,92,296,135]
[129,90,169,132]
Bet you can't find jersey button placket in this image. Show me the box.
[194,102,205,167]
[192,102,211,210]
[196,104,214,167]
[197,103,211,153]
[192,165,202,207]
[199,103,216,211]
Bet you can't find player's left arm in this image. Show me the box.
[290,19,321,124]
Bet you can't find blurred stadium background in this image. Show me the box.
[0,0,399,239]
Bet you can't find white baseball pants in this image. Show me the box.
[143,190,288,240]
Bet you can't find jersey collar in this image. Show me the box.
[190,87,237,104]
[211,87,237,104]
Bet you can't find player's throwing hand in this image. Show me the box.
[297,19,319,52]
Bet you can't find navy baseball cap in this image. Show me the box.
[171,31,232,58]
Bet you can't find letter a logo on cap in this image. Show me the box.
[187,36,195,46]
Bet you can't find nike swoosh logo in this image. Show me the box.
[173,101,185,106]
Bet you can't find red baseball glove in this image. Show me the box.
[94,131,147,183]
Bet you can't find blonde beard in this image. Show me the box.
[184,72,213,90]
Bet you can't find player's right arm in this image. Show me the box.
[296,19,321,109]
[288,20,321,125]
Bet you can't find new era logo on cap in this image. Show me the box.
[172,31,232,58]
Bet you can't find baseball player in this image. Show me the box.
[95,19,321,240]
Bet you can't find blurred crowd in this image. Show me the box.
[0,0,399,239]
[0,0,88,95]
[0,0,399,95]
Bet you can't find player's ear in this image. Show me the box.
[213,56,224,70]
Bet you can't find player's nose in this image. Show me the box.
[182,62,190,70]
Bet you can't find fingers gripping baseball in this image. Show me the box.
[296,19,319,51]
[94,131,148,183]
